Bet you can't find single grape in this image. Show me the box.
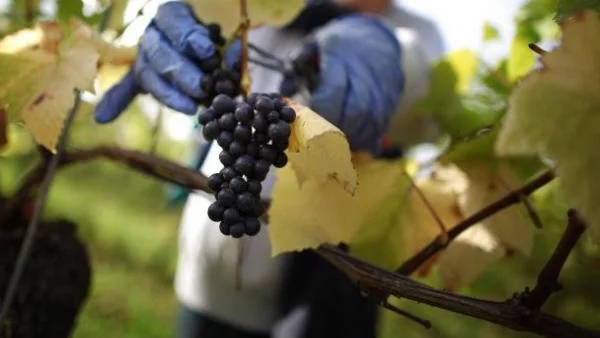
[199,54,221,73]
[229,142,246,158]
[259,145,278,163]
[219,222,231,236]
[234,155,255,176]
[230,176,248,193]
[255,96,274,114]
[223,208,242,225]
[202,121,220,140]
[198,109,216,125]
[247,180,262,196]
[233,125,252,143]
[236,192,256,213]
[244,218,261,236]
[234,103,254,125]
[273,152,288,168]
[246,143,259,158]
[207,23,225,46]
[215,79,236,96]
[207,202,225,222]
[208,173,223,192]
[268,120,291,143]
[246,93,260,106]
[230,71,242,85]
[252,115,268,133]
[220,182,230,190]
[230,223,245,238]
[221,167,238,181]
[217,188,236,207]
[218,113,237,131]
[219,151,235,166]
[217,131,234,149]
[274,138,290,152]
[267,110,280,123]
[279,106,296,123]
[212,94,236,114]
[254,159,270,179]
[200,77,213,95]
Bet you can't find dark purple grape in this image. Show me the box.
[229,142,245,157]
[230,71,241,84]
[199,54,221,73]
[212,94,236,114]
[200,76,213,94]
[255,96,274,114]
[246,143,259,158]
[215,79,236,96]
[217,131,234,149]
[219,222,231,235]
[234,155,255,176]
[207,23,225,45]
[217,188,236,207]
[280,106,296,123]
[273,98,285,111]
[246,93,260,106]
[254,133,269,145]
[230,223,245,238]
[208,173,223,192]
[267,111,280,123]
[208,202,225,222]
[236,192,256,213]
[218,113,236,131]
[268,120,291,143]
[247,180,262,196]
[274,138,289,151]
[202,121,220,140]
[219,151,235,166]
[252,115,268,133]
[221,167,238,181]
[273,152,288,168]
[259,145,278,163]
[268,92,283,100]
[233,125,252,143]
[198,109,216,125]
[253,159,270,178]
[235,103,254,125]
[244,218,261,236]
[220,182,230,190]
[223,208,242,224]
[230,176,248,193]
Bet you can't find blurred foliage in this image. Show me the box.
[0,0,600,338]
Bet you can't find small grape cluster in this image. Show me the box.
[198,93,297,238]
[196,23,242,106]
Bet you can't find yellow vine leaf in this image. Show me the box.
[268,157,395,256]
[495,10,600,240]
[0,21,99,151]
[456,161,534,256]
[350,163,464,270]
[187,0,304,37]
[70,19,137,66]
[285,101,357,194]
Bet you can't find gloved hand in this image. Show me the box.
[95,2,241,123]
[308,15,405,153]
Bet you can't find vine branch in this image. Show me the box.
[396,170,555,275]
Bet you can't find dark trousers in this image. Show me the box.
[177,304,270,338]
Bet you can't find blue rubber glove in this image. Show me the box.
[309,15,405,153]
[95,2,242,123]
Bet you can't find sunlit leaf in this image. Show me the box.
[482,21,501,42]
[0,22,99,151]
[496,11,600,240]
[507,33,538,82]
[187,0,304,37]
[556,0,600,22]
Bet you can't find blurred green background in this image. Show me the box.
[1,0,600,337]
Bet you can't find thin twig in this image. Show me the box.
[239,0,250,97]
[521,210,586,309]
[0,91,81,332]
[404,169,447,236]
[494,173,543,229]
[397,170,555,275]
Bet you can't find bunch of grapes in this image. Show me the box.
[196,23,242,107]
[198,93,297,238]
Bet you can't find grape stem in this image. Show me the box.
[239,0,250,98]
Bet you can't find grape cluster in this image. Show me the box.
[196,23,242,107]
[198,93,297,238]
